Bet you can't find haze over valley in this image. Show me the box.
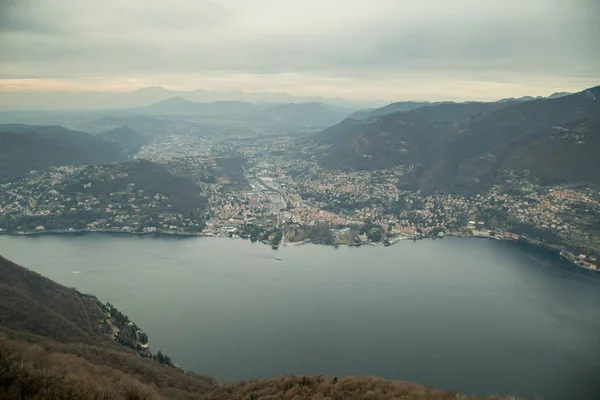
[1,87,599,261]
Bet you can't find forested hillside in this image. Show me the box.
[315,86,600,194]
[0,124,128,179]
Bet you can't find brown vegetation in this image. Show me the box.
[0,332,215,400]
[0,333,161,400]
[0,333,519,400]
[202,375,515,400]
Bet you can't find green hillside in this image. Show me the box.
[315,86,600,194]
[0,124,128,179]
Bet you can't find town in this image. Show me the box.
[1,132,599,271]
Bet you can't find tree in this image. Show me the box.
[200,175,217,184]
[138,332,148,344]
[367,229,383,242]
[270,230,283,246]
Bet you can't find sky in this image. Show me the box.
[0,0,599,101]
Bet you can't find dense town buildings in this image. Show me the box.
[1,132,598,269]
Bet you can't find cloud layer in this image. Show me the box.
[1,0,599,100]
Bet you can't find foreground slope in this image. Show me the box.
[0,254,216,399]
[0,254,103,343]
[0,255,515,400]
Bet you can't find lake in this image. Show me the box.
[1,234,599,400]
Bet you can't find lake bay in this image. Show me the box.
[1,235,599,400]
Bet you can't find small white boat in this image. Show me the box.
[275,257,282,261]
[72,271,81,274]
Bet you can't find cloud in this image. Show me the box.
[0,0,598,98]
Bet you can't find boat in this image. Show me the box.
[72,271,81,274]
[275,257,282,261]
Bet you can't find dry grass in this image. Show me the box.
[0,332,521,400]
[201,375,518,400]
[0,334,161,400]
[0,333,214,400]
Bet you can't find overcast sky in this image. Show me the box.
[0,0,599,101]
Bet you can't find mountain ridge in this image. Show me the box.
[131,97,352,127]
[0,124,128,179]
[349,101,451,120]
[315,85,600,194]
[0,87,385,110]
[317,101,510,171]
[351,91,576,122]
[98,126,149,155]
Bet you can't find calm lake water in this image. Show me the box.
[1,235,600,399]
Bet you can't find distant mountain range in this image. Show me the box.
[136,96,261,115]
[250,102,353,127]
[131,97,353,127]
[0,124,128,179]
[0,86,385,110]
[497,91,572,103]
[349,102,442,120]
[315,86,600,193]
[98,126,149,155]
[84,115,194,135]
[0,85,573,115]
[349,92,573,121]
[0,96,356,129]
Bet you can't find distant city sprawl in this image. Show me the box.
[1,130,598,270]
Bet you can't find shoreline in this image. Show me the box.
[0,228,205,238]
[0,228,595,272]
